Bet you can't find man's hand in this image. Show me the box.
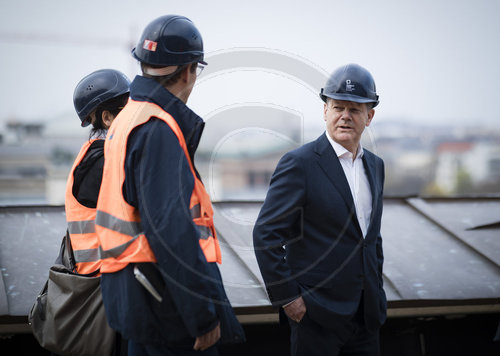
[283,296,306,323]
[193,323,221,351]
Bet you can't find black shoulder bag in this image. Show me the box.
[28,230,115,356]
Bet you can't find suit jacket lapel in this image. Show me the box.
[315,133,356,214]
[362,150,378,235]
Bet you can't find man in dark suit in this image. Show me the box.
[253,63,386,356]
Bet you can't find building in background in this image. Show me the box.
[0,117,86,205]
[1,116,500,205]
[435,142,500,194]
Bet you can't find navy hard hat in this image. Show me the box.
[132,15,207,67]
[320,63,379,108]
[73,69,130,127]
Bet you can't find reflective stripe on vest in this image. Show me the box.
[65,140,102,275]
[95,99,221,273]
[190,203,214,240]
[68,220,96,234]
[95,210,145,259]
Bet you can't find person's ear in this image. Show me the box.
[180,64,194,82]
[366,108,375,127]
[102,110,114,129]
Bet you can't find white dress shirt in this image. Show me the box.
[325,132,372,238]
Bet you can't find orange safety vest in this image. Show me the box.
[95,99,221,273]
[65,139,103,275]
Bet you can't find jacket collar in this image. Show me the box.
[314,132,379,238]
[315,132,356,214]
[129,75,205,156]
[362,149,380,235]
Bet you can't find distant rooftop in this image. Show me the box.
[437,142,474,153]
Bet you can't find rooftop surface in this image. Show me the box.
[1,197,499,330]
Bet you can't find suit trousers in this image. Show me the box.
[288,294,380,356]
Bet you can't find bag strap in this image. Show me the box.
[64,229,77,272]
[54,230,77,272]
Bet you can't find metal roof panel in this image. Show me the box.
[0,198,499,322]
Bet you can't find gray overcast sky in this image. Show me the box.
[1,0,500,130]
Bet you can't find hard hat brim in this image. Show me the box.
[320,90,379,107]
[131,48,207,66]
[81,118,91,128]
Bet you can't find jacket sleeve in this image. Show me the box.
[253,150,306,307]
[124,119,218,338]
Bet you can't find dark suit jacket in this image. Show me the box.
[253,133,387,331]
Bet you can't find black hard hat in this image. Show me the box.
[132,15,207,67]
[320,63,379,107]
[73,69,130,127]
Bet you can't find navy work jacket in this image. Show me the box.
[100,76,244,349]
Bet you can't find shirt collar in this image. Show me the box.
[325,131,364,159]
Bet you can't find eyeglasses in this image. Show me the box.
[196,64,205,77]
